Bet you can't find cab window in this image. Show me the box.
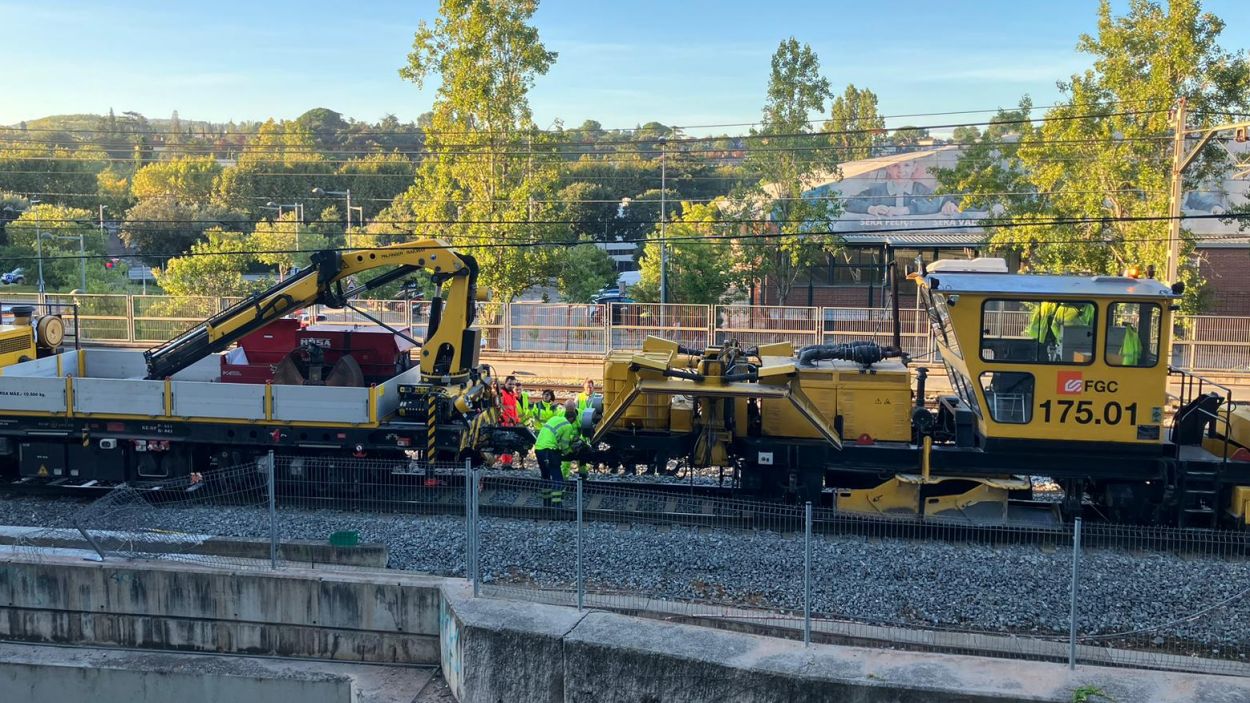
[980,371,1033,424]
[981,299,1096,365]
[1106,302,1161,367]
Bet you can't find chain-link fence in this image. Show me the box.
[25,459,1250,677]
[60,455,472,574]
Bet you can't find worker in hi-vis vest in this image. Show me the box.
[534,401,579,506]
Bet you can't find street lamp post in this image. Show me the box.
[262,201,303,255]
[89,204,104,292]
[311,187,361,246]
[29,199,45,297]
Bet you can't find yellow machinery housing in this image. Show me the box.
[0,305,64,367]
[592,334,1024,520]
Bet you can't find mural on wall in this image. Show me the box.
[802,143,1249,238]
[804,148,993,233]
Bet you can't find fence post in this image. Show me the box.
[603,304,613,354]
[1068,516,1082,669]
[502,302,511,353]
[74,520,107,562]
[576,476,585,611]
[464,458,472,583]
[126,295,136,343]
[471,462,481,598]
[267,450,278,570]
[804,501,812,646]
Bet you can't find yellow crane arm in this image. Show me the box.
[144,240,484,382]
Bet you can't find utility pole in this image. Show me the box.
[658,137,668,305]
[1165,99,1250,284]
[31,198,45,298]
[90,204,105,292]
[1166,99,1189,286]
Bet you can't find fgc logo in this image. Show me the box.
[1058,372,1084,395]
[1057,371,1118,395]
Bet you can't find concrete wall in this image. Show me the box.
[5,552,1248,703]
[0,555,440,664]
[439,587,1250,703]
[0,660,350,703]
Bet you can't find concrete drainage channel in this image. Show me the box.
[1,537,1247,703]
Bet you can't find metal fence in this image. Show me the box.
[28,460,1250,678]
[11,292,1250,373]
[470,474,1250,678]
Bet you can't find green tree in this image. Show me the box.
[216,119,327,215]
[940,0,1250,309]
[0,142,108,208]
[891,125,930,146]
[97,168,134,213]
[392,0,563,302]
[633,202,737,305]
[935,98,1037,212]
[294,107,349,152]
[740,37,842,304]
[4,204,105,291]
[951,125,982,143]
[131,155,221,203]
[156,229,261,297]
[337,152,416,219]
[251,211,331,276]
[556,242,616,302]
[121,197,247,259]
[825,84,884,160]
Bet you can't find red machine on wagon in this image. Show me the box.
[221,317,416,387]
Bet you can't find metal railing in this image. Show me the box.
[11,292,1250,373]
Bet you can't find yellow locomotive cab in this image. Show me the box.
[918,259,1175,447]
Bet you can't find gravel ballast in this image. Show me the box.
[3,493,1247,655]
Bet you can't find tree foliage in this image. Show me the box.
[938,0,1250,310]
[251,211,331,276]
[633,202,737,305]
[740,38,842,304]
[3,204,114,291]
[121,197,246,259]
[555,242,617,303]
[825,84,883,160]
[391,0,563,302]
[131,156,221,203]
[156,229,262,297]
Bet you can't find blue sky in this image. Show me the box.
[2,0,1248,133]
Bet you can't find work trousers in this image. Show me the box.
[536,449,564,501]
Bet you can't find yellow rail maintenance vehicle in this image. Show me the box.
[584,258,1250,527]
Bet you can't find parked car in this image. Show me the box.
[1,268,25,286]
[591,289,635,326]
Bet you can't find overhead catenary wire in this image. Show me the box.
[9,212,1247,264]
